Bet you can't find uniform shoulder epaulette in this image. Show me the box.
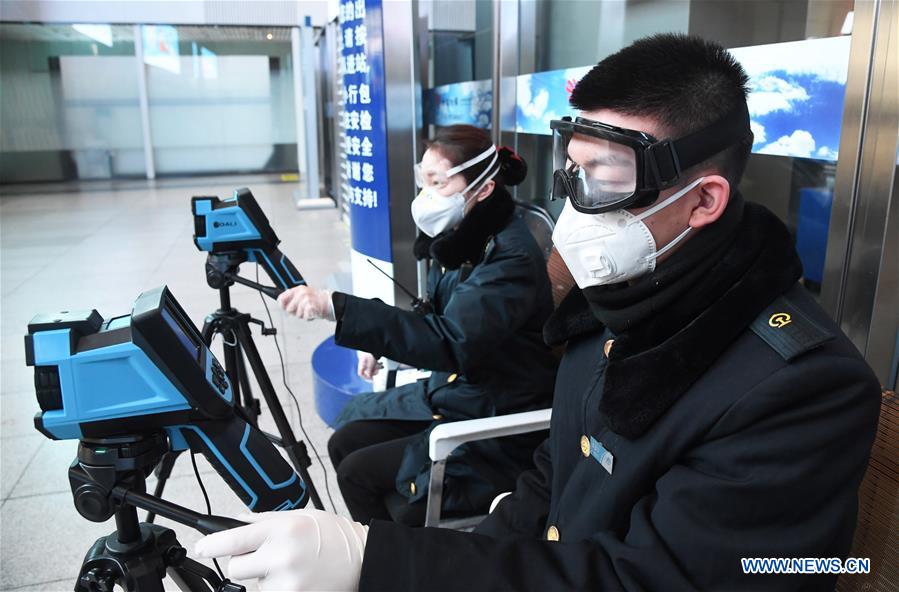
[749,293,834,361]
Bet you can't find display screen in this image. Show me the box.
[161,305,202,362]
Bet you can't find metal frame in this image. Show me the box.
[415,0,431,299]
[291,27,306,187]
[383,0,427,307]
[497,0,520,155]
[821,0,898,385]
[299,22,322,201]
[490,0,502,146]
[859,0,898,388]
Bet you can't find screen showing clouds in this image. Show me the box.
[732,36,850,161]
[428,36,851,163]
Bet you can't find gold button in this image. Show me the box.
[447,373,458,383]
[580,435,591,457]
[432,414,443,420]
[410,482,417,495]
[603,339,614,358]
[546,525,560,541]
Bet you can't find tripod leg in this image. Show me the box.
[233,322,325,511]
[235,349,260,426]
[146,451,181,523]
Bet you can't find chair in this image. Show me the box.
[835,388,898,592]
[425,409,553,527]
[512,200,555,261]
[423,201,566,528]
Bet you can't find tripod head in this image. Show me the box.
[69,431,243,534]
[26,285,308,512]
[192,188,306,299]
[67,432,247,592]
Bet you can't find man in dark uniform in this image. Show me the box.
[196,34,882,592]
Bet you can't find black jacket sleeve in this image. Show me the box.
[359,356,880,591]
[474,437,553,539]
[333,247,538,375]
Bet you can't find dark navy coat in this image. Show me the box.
[333,213,558,513]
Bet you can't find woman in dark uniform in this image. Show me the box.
[278,125,558,526]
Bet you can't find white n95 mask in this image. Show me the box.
[410,188,466,238]
[410,151,500,237]
[552,177,704,288]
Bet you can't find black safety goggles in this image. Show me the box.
[550,104,752,214]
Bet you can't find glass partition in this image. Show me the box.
[143,25,297,177]
[427,0,494,87]
[0,23,144,183]
[0,23,302,184]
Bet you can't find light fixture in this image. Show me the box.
[72,24,113,47]
[266,32,273,40]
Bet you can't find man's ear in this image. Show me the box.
[688,175,730,229]
[474,179,495,202]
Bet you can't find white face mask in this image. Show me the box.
[410,150,499,237]
[552,177,705,288]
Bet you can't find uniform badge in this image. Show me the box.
[589,436,614,475]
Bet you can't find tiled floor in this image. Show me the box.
[0,179,352,591]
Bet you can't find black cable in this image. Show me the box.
[256,267,338,513]
[190,450,225,579]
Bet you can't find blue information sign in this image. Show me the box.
[339,0,392,263]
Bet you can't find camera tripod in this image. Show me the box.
[69,432,246,592]
[147,252,324,516]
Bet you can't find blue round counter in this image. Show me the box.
[311,336,372,427]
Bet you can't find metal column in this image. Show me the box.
[133,25,155,180]
[821,0,898,385]
[293,22,332,209]
[382,0,427,307]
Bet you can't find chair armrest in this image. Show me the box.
[428,408,552,462]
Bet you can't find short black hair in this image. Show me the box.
[570,33,752,187]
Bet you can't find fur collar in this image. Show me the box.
[545,202,802,439]
[413,187,515,270]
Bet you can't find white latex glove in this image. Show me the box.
[194,509,368,592]
[357,352,382,380]
[278,286,335,321]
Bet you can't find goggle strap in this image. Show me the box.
[468,168,500,201]
[652,103,752,185]
[446,145,497,178]
[463,151,500,194]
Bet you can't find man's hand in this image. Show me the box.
[278,286,335,321]
[195,509,368,592]
[357,352,382,380]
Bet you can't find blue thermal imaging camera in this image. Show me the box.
[192,188,305,298]
[25,286,308,512]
